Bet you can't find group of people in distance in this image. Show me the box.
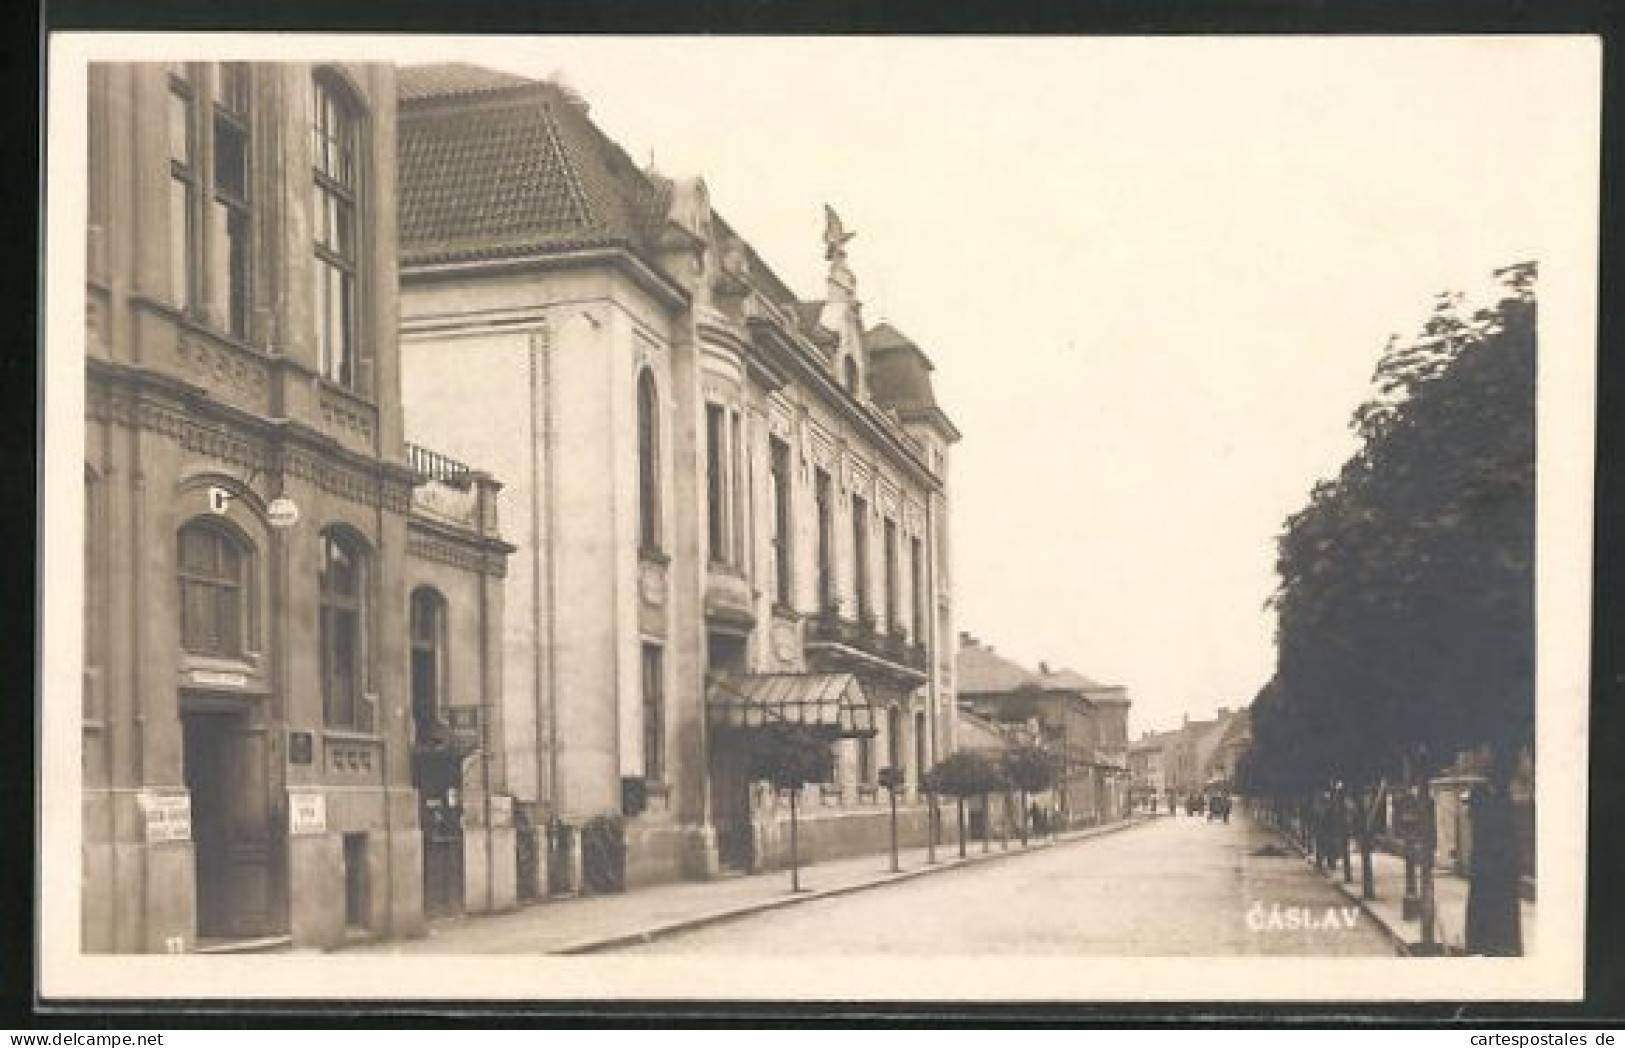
[1140,790,1233,822]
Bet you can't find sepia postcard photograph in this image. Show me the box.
[38,31,1599,1005]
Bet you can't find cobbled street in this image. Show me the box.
[617,814,1396,955]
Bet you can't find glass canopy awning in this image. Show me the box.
[706,672,879,739]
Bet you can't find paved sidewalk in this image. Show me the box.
[1293,839,1536,956]
[342,817,1154,955]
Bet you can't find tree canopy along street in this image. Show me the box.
[1241,264,1537,956]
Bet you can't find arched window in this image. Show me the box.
[178,521,249,658]
[843,355,859,395]
[636,369,661,553]
[312,73,362,390]
[319,529,368,730]
[409,587,447,743]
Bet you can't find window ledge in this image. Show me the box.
[314,374,374,407]
[178,315,266,360]
[322,728,383,743]
[180,653,261,675]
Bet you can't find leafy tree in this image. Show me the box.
[927,751,1003,858]
[1253,263,1535,952]
[1003,744,1058,845]
[744,723,837,892]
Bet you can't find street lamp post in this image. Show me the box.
[926,788,939,864]
[880,765,902,873]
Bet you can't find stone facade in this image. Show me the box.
[394,64,961,886]
[82,61,510,952]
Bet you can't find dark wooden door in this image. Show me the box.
[182,710,275,939]
[709,742,753,871]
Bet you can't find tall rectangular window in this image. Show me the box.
[313,77,359,389]
[409,588,445,743]
[884,518,899,630]
[642,644,665,783]
[768,437,792,607]
[212,63,252,340]
[636,370,661,553]
[914,710,928,787]
[730,410,745,566]
[911,536,926,642]
[167,70,197,315]
[815,467,833,613]
[320,530,367,730]
[852,494,870,621]
[706,404,725,563]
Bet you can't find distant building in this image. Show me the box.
[1128,732,1173,808]
[955,634,1132,828]
[394,64,960,889]
[1131,706,1250,807]
[953,706,1047,840]
[1206,706,1252,789]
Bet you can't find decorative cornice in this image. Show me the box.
[406,528,510,578]
[87,362,416,515]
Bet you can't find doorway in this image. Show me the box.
[412,750,465,919]
[181,708,276,941]
[708,740,753,872]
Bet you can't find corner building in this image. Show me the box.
[396,64,962,887]
[83,61,512,952]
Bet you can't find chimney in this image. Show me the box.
[1038,661,1051,675]
[959,631,973,647]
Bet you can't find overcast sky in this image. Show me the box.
[451,36,1590,735]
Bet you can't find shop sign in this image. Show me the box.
[138,792,191,843]
[289,792,327,835]
[267,497,301,529]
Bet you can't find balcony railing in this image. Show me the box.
[406,443,473,489]
[804,610,928,672]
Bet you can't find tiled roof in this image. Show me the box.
[1040,667,1102,692]
[398,64,673,269]
[864,322,916,354]
[398,63,535,103]
[864,322,958,440]
[956,639,1044,695]
[956,707,1019,753]
[793,300,840,349]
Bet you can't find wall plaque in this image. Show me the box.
[138,792,191,843]
[289,792,327,835]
